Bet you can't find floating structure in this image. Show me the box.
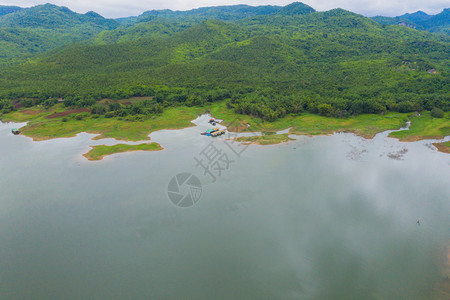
[201,128,216,136]
[211,129,226,137]
[201,127,225,137]
[11,128,20,135]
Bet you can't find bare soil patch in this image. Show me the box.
[45,108,90,119]
[433,143,450,154]
[22,109,43,115]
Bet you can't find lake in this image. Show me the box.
[0,119,449,299]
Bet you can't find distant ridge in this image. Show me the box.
[0,3,118,29]
[399,11,432,23]
[0,3,119,63]
[278,2,315,15]
[0,5,22,16]
[372,8,449,34]
[119,2,315,24]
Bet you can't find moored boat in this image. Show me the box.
[11,129,20,135]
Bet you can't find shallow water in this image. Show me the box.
[0,119,449,299]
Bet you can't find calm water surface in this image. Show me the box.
[0,119,449,299]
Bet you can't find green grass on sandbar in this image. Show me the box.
[235,133,294,145]
[83,143,163,161]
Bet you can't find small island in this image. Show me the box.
[83,143,163,161]
[235,133,295,145]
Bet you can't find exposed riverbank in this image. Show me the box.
[433,142,450,154]
[1,101,449,154]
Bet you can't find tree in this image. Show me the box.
[431,107,444,118]
[317,103,333,116]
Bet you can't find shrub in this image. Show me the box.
[104,111,115,118]
[317,103,334,116]
[431,107,444,118]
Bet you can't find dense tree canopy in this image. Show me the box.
[0,3,449,120]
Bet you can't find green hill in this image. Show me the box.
[0,4,119,64]
[0,4,118,29]
[119,2,315,25]
[0,5,22,16]
[0,3,448,121]
[372,8,450,35]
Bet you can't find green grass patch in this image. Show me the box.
[2,105,207,141]
[83,143,163,161]
[389,111,450,141]
[235,133,294,145]
[209,102,407,138]
[3,101,447,145]
[1,105,64,122]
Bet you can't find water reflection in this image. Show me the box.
[0,120,448,299]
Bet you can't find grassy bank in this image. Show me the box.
[209,102,408,138]
[2,104,206,141]
[83,143,163,161]
[235,133,295,145]
[2,101,448,145]
[389,111,450,141]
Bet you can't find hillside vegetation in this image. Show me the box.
[0,4,119,64]
[372,8,450,35]
[0,2,449,124]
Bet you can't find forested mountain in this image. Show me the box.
[0,3,118,29]
[119,2,315,25]
[0,6,22,16]
[400,9,450,28]
[0,4,119,64]
[0,3,448,120]
[372,8,450,35]
[399,11,432,23]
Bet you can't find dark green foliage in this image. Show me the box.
[431,107,445,118]
[0,99,14,114]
